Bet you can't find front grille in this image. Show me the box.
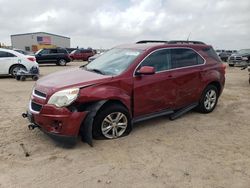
[34,89,46,98]
[229,56,242,61]
[31,101,42,112]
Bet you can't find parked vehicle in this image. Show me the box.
[215,49,225,56]
[13,49,34,56]
[219,50,235,62]
[0,48,38,77]
[23,40,225,146]
[87,52,103,63]
[228,49,250,67]
[70,49,96,61]
[35,48,71,66]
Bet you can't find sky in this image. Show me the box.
[0,0,249,50]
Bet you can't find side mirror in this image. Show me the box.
[136,66,155,75]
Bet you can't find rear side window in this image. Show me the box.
[0,51,16,58]
[170,48,204,68]
[57,49,67,53]
[203,47,221,62]
[49,49,58,54]
[140,49,171,72]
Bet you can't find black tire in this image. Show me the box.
[92,104,132,139]
[32,75,39,81]
[20,76,26,81]
[16,76,21,81]
[196,85,218,113]
[57,59,67,66]
[229,64,234,67]
[9,65,26,77]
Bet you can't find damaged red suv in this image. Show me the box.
[23,40,225,146]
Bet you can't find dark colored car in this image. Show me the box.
[35,48,71,66]
[219,50,235,62]
[228,49,250,67]
[70,49,96,61]
[23,40,226,146]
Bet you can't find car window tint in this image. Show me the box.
[202,47,221,62]
[0,51,16,58]
[140,49,171,72]
[58,49,67,53]
[49,49,58,53]
[170,48,203,68]
[40,49,50,55]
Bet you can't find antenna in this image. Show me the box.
[187,32,191,41]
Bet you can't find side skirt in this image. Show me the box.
[133,109,174,124]
[169,103,198,120]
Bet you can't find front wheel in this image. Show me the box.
[92,104,131,139]
[196,85,218,113]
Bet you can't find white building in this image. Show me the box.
[10,32,70,52]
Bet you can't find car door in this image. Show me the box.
[169,48,204,108]
[36,49,50,63]
[0,51,17,74]
[133,49,177,117]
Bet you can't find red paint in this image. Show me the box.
[29,43,225,138]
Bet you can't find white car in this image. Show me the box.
[0,48,39,76]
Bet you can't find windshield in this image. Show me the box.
[85,48,142,75]
[238,49,250,55]
[35,49,43,55]
[70,50,77,54]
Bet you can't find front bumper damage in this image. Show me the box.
[22,104,87,145]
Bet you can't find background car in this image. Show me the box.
[87,52,103,63]
[228,49,250,67]
[218,50,235,62]
[70,48,96,61]
[35,48,71,66]
[0,48,38,76]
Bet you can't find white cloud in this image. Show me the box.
[0,0,249,49]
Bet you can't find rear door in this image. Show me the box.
[0,51,17,74]
[133,49,177,117]
[169,48,204,108]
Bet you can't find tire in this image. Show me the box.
[229,64,234,67]
[32,75,39,81]
[58,59,67,66]
[9,65,26,77]
[16,76,21,81]
[20,76,26,81]
[196,85,218,113]
[92,104,131,139]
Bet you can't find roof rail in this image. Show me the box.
[168,40,206,44]
[136,40,168,44]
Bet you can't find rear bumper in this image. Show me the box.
[27,103,87,142]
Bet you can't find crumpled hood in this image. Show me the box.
[35,67,112,94]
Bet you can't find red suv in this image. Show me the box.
[70,49,95,61]
[23,40,226,146]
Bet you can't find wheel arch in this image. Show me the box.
[9,64,27,74]
[207,81,222,96]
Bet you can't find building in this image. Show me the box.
[10,32,70,52]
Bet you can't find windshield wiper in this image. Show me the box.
[86,68,106,75]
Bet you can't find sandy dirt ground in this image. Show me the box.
[0,61,250,188]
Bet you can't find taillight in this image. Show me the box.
[222,63,226,74]
[27,57,36,62]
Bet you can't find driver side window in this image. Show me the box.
[140,49,171,72]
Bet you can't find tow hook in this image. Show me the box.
[22,113,27,118]
[28,124,38,130]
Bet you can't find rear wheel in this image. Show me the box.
[196,85,218,113]
[58,59,67,66]
[10,65,26,77]
[92,104,131,139]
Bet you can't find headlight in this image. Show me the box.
[242,57,248,61]
[48,88,79,107]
